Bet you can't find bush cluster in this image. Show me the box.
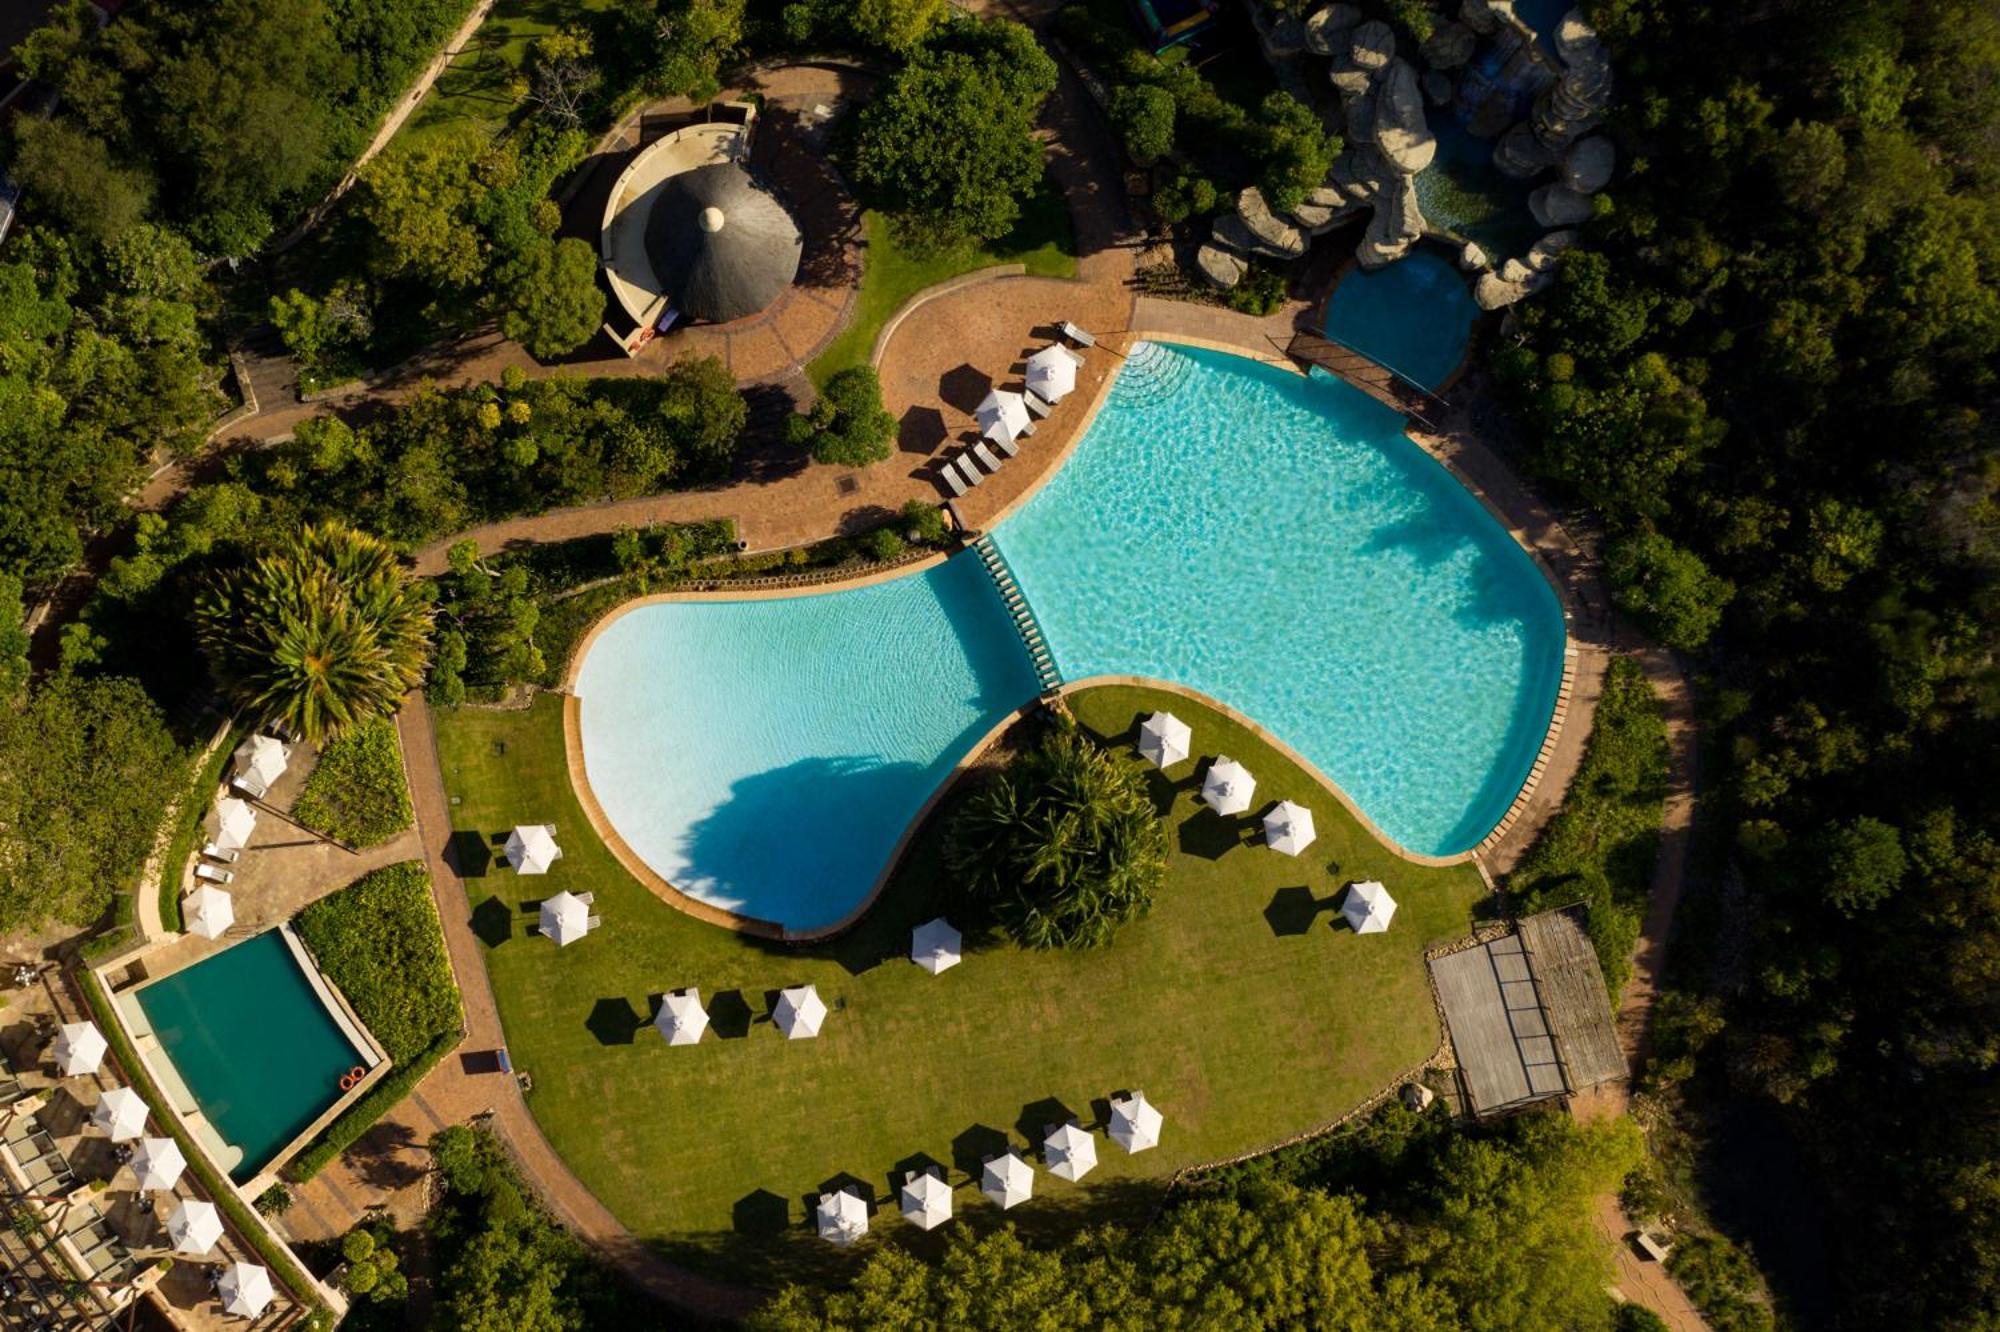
[294,862,461,1062]
[292,719,415,848]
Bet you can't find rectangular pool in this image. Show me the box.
[134,929,373,1181]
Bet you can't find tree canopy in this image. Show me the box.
[787,366,898,467]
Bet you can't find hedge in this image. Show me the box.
[156,723,246,935]
[294,862,461,1062]
[284,1031,459,1183]
[292,719,414,848]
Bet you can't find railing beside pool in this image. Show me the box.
[970,535,1065,697]
[1282,330,1450,430]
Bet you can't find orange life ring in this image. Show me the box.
[339,1065,364,1090]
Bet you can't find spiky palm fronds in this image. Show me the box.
[194,522,433,743]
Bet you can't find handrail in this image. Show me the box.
[1278,331,1447,432]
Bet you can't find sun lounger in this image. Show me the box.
[1024,390,1054,418]
[992,431,1020,458]
[956,456,987,488]
[1022,421,1037,437]
[586,915,603,932]
[1058,320,1096,348]
[940,462,968,496]
[972,441,1003,473]
[201,843,239,864]
[194,864,233,885]
[231,774,268,799]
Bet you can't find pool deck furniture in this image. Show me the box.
[194,864,233,885]
[1024,389,1054,417]
[993,429,1022,457]
[1058,319,1096,347]
[940,463,969,496]
[1341,880,1397,934]
[506,824,563,874]
[1108,1090,1162,1152]
[201,843,240,864]
[972,441,1004,473]
[1138,710,1192,769]
[955,455,987,488]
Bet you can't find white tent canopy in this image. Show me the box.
[655,988,709,1046]
[1025,345,1080,403]
[910,918,962,975]
[1137,711,1192,769]
[900,1169,953,1231]
[93,1086,148,1141]
[538,890,590,946]
[232,734,289,789]
[1262,801,1317,856]
[1109,1091,1163,1153]
[1044,1123,1097,1182]
[218,1261,274,1319]
[507,824,563,875]
[982,1151,1033,1209]
[976,389,1032,445]
[167,1199,224,1255]
[52,1020,106,1076]
[1342,880,1397,934]
[213,796,258,851]
[131,1136,186,1191]
[1200,757,1255,816]
[815,1188,868,1246]
[184,885,235,940]
[775,985,827,1039]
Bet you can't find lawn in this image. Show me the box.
[806,182,1078,388]
[395,0,622,150]
[431,683,1485,1285]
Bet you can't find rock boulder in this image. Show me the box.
[1524,228,1577,271]
[1459,240,1490,270]
[1528,182,1594,226]
[1196,243,1247,289]
[1474,267,1554,309]
[1350,18,1396,70]
[1423,70,1454,106]
[1562,135,1614,193]
[1304,2,1362,55]
[1236,187,1308,255]
[1374,60,1437,175]
[1493,120,1557,178]
[1421,20,1477,69]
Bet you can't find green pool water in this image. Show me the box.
[136,930,367,1181]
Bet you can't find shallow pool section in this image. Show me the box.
[1322,248,1480,392]
[134,930,371,1181]
[995,343,1564,856]
[572,558,1042,931]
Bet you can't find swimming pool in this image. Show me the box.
[1322,247,1480,392]
[134,929,372,1181]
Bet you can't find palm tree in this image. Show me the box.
[194,522,433,743]
[945,725,1167,949]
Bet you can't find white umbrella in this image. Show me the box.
[1109,1091,1163,1153]
[184,885,235,940]
[900,1169,953,1230]
[232,735,289,789]
[1200,757,1255,816]
[507,824,562,874]
[538,890,589,946]
[166,1198,223,1255]
[774,985,827,1039]
[1341,881,1397,934]
[1262,801,1316,856]
[1043,1123,1097,1182]
[1137,711,1191,769]
[1025,346,1079,403]
[93,1086,148,1141]
[976,389,1032,445]
[52,1020,107,1076]
[213,796,257,851]
[131,1136,186,1191]
[910,918,962,975]
[982,1151,1033,1209]
[815,1188,868,1245]
[218,1261,274,1319]
[655,988,708,1046]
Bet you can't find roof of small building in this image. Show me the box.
[643,162,803,324]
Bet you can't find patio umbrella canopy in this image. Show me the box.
[910,917,962,975]
[1044,1122,1097,1181]
[213,796,257,851]
[1137,710,1192,769]
[232,734,289,789]
[52,1020,106,1076]
[93,1086,148,1141]
[218,1261,274,1319]
[1342,880,1398,934]
[815,1188,868,1245]
[1200,757,1256,816]
[774,984,827,1039]
[655,988,709,1046]
[507,824,562,874]
[1109,1091,1163,1153]
[645,162,804,324]
[131,1136,186,1191]
[1262,800,1317,856]
[184,885,235,940]
[982,1151,1033,1209]
[167,1199,223,1255]
[539,890,589,946]
[1025,345,1080,403]
[976,389,1032,444]
[900,1169,953,1230]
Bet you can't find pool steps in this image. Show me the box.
[1108,340,1197,408]
[969,535,1065,696]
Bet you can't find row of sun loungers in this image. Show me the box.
[937,327,1092,499]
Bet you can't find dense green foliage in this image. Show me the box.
[787,366,898,466]
[292,718,415,847]
[1509,656,1668,993]
[1490,1,2000,1322]
[945,723,1168,949]
[1110,84,1177,165]
[195,522,433,742]
[294,861,462,1062]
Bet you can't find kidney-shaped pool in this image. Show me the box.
[572,343,1565,932]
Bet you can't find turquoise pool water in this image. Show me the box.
[135,930,367,1181]
[573,558,1042,931]
[1322,248,1480,392]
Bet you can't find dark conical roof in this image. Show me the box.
[644,162,803,324]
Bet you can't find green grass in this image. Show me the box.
[806,181,1079,388]
[394,0,621,150]
[432,684,1484,1285]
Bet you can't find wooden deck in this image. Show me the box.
[1520,907,1630,1093]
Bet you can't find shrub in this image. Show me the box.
[292,719,414,848]
[1111,84,1176,164]
[788,366,898,466]
[255,1184,293,1217]
[341,1230,376,1264]
[1154,170,1219,224]
[294,862,462,1061]
[1229,267,1287,316]
[863,527,907,561]
[901,499,949,544]
[1606,530,1735,651]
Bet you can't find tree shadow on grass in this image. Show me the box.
[1264,885,1324,937]
[706,989,754,1039]
[469,896,512,948]
[585,997,643,1046]
[732,1189,790,1237]
[950,1124,1013,1179]
[445,830,491,878]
